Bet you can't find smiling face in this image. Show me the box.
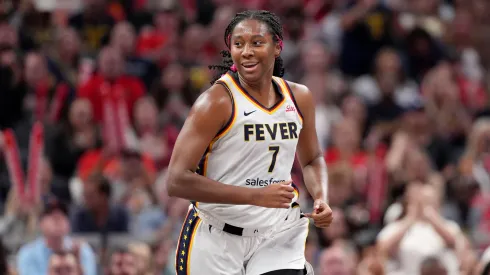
[229,19,281,83]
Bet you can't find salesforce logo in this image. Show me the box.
[245,177,286,186]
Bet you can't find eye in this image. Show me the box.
[234,41,242,47]
[253,41,263,46]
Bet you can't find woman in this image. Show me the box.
[166,10,332,275]
[377,183,463,275]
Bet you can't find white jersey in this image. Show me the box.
[194,72,304,228]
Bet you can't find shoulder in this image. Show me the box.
[284,80,311,98]
[377,221,404,240]
[79,241,96,256]
[190,82,232,115]
[17,239,41,259]
[283,80,315,113]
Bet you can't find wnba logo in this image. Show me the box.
[286,105,296,112]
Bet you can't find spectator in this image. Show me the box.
[106,248,137,275]
[128,242,152,275]
[23,51,71,124]
[109,21,159,89]
[16,196,97,275]
[77,46,145,124]
[47,27,82,89]
[48,251,81,275]
[3,158,60,241]
[150,63,199,128]
[317,243,356,275]
[377,183,462,275]
[68,0,115,54]
[46,98,101,180]
[71,173,129,233]
[459,118,490,193]
[352,47,420,109]
[132,96,178,169]
[339,0,397,77]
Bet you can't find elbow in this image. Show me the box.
[166,169,184,197]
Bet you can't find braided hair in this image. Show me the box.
[208,10,285,83]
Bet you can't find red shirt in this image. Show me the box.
[77,74,145,123]
[457,76,487,110]
[324,146,387,167]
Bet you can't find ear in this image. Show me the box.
[274,43,281,58]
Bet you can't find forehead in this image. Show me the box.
[232,19,271,38]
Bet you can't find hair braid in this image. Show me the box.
[208,10,285,83]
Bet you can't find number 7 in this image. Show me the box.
[268,146,280,173]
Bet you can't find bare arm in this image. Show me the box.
[166,84,256,205]
[341,0,377,31]
[424,208,459,249]
[377,218,414,257]
[290,82,327,202]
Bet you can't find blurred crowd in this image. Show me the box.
[1,0,490,274]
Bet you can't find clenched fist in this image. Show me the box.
[251,180,295,209]
[305,199,333,228]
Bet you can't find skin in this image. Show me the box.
[166,19,333,228]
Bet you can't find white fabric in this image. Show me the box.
[378,220,461,275]
[184,207,309,275]
[351,75,420,108]
[196,73,303,228]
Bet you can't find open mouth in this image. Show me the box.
[242,63,258,69]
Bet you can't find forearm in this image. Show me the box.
[378,220,412,257]
[167,170,255,205]
[341,3,372,30]
[430,218,458,249]
[302,156,328,202]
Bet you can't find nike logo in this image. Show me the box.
[244,110,257,116]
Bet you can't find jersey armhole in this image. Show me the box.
[282,80,305,122]
[213,81,236,140]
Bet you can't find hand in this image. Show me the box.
[251,181,295,208]
[405,204,419,223]
[304,200,333,228]
[422,206,439,223]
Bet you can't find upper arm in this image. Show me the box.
[167,84,232,175]
[288,82,322,167]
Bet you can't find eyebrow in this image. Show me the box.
[233,34,266,40]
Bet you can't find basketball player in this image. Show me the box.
[167,10,333,275]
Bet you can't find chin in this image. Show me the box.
[238,71,263,83]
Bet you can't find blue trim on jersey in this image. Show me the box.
[176,207,201,274]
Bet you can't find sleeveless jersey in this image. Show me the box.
[195,72,304,228]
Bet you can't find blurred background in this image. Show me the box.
[1,0,490,274]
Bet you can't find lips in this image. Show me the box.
[242,62,258,68]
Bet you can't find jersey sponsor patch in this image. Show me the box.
[245,177,287,186]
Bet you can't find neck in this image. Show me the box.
[237,72,273,95]
[45,237,64,251]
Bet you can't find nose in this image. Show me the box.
[241,43,254,58]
